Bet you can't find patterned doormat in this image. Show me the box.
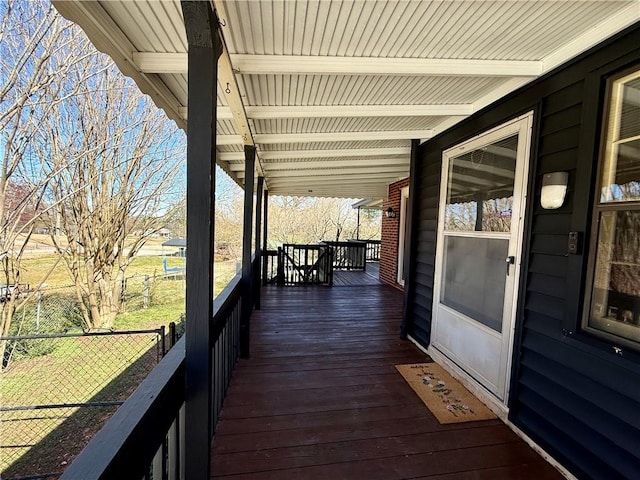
[395,363,497,424]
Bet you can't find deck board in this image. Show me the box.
[211,285,562,479]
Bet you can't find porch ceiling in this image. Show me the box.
[52,0,640,200]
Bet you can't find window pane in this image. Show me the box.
[589,210,640,346]
[445,135,517,232]
[441,236,507,332]
[600,73,640,203]
[619,77,640,141]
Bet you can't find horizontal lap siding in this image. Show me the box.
[405,23,640,480]
[517,72,640,480]
[406,151,440,346]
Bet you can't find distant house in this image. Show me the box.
[162,238,186,257]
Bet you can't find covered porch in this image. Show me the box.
[212,284,561,479]
[47,1,640,479]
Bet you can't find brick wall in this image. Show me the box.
[380,177,409,289]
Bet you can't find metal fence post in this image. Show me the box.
[36,291,42,331]
[120,278,127,313]
[169,321,177,349]
[143,275,150,309]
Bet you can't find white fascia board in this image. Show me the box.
[231,55,543,77]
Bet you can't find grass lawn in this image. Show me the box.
[15,255,240,331]
[1,331,162,477]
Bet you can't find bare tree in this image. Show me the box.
[0,0,93,355]
[37,55,185,331]
[267,196,380,246]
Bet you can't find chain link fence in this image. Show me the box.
[0,258,242,479]
[0,327,173,479]
[4,273,185,337]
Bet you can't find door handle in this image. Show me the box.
[506,256,515,276]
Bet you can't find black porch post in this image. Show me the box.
[263,189,269,252]
[181,2,220,479]
[401,139,420,339]
[240,146,256,358]
[254,176,264,309]
[262,189,269,286]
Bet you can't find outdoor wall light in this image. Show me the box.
[541,172,569,209]
[385,207,397,218]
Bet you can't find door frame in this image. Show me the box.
[431,111,534,404]
[397,186,410,285]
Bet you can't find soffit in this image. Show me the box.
[53,0,640,200]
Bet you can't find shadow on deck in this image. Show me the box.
[211,284,562,479]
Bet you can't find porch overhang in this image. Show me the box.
[52,0,640,201]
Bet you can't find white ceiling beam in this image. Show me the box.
[273,187,387,194]
[265,158,409,171]
[182,105,471,120]
[259,166,409,178]
[231,55,542,77]
[228,157,409,172]
[216,135,244,145]
[270,187,389,199]
[254,131,432,144]
[245,104,473,118]
[542,4,640,73]
[131,52,541,77]
[264,173,404,185]
[260,147,410,160]
[132,52,186,73]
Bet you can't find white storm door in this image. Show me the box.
[432,113,533,402]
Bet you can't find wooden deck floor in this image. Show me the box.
[333,262,382,286]
[212,285,562,479]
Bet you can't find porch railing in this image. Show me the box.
[363,239,381,261]
[262,249,279,286]
[60,273,244,480]
[278,244,334,286]
[321,240,367,271]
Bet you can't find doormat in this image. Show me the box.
[395,363,497,424]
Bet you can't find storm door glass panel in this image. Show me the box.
[445,135,518,232]
[441,236,508,332]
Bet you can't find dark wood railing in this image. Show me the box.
[60,273,244,480]
[363,239,381,261]
[321,241,366,271]
[278,244,333,286]
[262,249,279,286]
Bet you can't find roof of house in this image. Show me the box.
[162,238,187,248]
